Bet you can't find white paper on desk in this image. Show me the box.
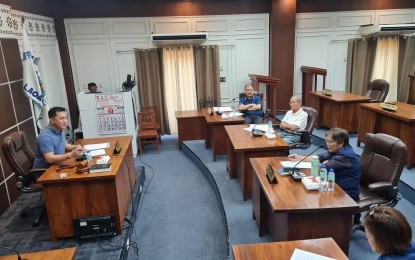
[213,106,233,112]
[281,161,312,169]
[90,149,106,157]
[84,143,110,151]
[247,124,269,132]
[290,248,335,260]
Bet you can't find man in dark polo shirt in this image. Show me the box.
[34,107,84,168]
[239,84,263,124]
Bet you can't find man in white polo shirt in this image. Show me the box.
[278,96,308,144]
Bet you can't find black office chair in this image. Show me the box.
[352,133,406,232]
[2,131,47,227]
[365,79,390,102]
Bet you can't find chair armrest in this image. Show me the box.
[28,168,47,176]
[368,182,393,191]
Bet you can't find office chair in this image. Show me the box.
[353,133,406,232]
[141,106,162,143]
[238,92,272,121]
[2,131,47,227]
[137,111,160,155]
[365,79,390,102]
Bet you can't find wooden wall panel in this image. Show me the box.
[0,39,36,215]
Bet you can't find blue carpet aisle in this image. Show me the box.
[129,136,227,260]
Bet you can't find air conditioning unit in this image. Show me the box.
[151,32,208,46]
[360,23,415,37]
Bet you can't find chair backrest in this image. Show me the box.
[2,131,35,182]
[198,97,216,110]
[137,111,157,131]
[301,106,318,133]
[360,133,406,188]
[365,79,390,102]
[141,106,159,122]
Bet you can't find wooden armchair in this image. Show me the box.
[141,106,161,143]
[137,111,160,155]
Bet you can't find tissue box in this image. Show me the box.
[97,155,110,164]
[302,176,320,190]
[265,133,276,139]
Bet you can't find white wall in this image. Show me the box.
[294,8,415,96]
[65,14,269,105]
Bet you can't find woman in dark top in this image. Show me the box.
[365,206,415,259]
[289,128,361,222]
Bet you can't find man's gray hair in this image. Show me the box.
[292,95,302,104]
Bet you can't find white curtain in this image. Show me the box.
[371,37,399,102]
[163,47,198,134]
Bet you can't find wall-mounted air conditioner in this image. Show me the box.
[360,23,415,37]
[151,32,208,46]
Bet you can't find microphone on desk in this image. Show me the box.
[287,144,324,181]
[0,245,24,260]
[251,110,272,137]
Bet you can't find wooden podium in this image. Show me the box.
[248,74,280,117]
[408,75,415,105]
[301,66,327,106]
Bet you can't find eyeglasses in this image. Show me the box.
[369,204,379,217]
[288,101,298,104]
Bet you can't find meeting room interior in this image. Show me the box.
[0,0,415,259]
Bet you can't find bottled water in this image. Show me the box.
[268,120,273,134]
[328,169,335,192]
[86,150,92,165]
[319,164,328,191]
[311,155,319,178]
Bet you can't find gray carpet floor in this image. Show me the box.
[129,136,227,260]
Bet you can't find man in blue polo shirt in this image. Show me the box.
[239,84,263,124]
[34,107,84,168]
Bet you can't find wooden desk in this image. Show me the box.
[232,238,348,260]
[225,125,288,200]
[250,157,358,254]
[175,110,206,150]
[37,136,136,241]
[0,247,77,260]
[203,108,245,161]
[308,91,371,132]
[358,102,415,169]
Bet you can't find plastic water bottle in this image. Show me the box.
[311,155,319,178]
[268,120,273,134]
[328,169,335,192]
[319,164,328,191]
[86,150,92,165]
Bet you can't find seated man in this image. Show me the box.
[278,96,308,144]
[239,84,263,124]
[34,107,84,168]
[87,82,101,93]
